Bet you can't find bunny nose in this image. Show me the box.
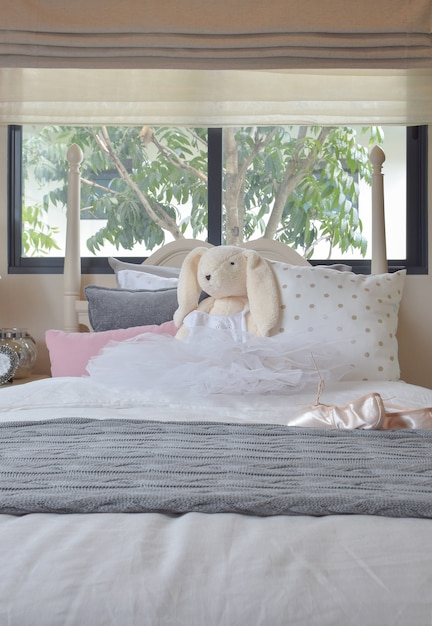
[205,274,211,281]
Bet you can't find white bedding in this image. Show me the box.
[1,512,432,626]
[1,376,432,423]
[1,376,432,626]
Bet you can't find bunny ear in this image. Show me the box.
[173,247,208,328]
[244,250,280,336]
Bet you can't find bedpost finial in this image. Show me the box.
[370,145,385,173]
[67,144,83,167]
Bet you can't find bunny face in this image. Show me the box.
[197,247,249,298]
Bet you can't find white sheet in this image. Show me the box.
[1,376,432,625]
[1,376,432,424]
[0,512,432,626]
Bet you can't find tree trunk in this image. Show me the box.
[223,128,244,245]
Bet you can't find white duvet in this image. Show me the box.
[1,376,432,626]
[1,375,432,424]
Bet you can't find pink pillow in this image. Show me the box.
[45,321,177,377]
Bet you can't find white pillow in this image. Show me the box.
[117,269,179,290]
[269,262,406,382]
[108,257,180,278]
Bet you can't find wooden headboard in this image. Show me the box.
[64,144,387,332]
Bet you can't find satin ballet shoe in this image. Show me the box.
[288,392,386,430]
[382,404,432,429]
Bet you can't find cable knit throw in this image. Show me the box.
[1,418,432,518]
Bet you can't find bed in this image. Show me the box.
[1,144,432,626]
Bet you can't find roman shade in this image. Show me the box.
[1,68,431,126]
[1,0,432,69]
[1,0,432,125]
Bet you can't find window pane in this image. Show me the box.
[22,125,209,258]
[20,124,407,265]
[222,125,406,261]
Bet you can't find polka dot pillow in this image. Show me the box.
[269,263,406,381]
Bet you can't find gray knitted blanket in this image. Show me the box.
[1,418,432,517]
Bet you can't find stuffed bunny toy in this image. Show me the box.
[173,245,281,340]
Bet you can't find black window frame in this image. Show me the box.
[8,125,428,275]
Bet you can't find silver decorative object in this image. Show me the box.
[0,329,38,379]
[0,345,19,385]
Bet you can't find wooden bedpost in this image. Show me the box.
[64,144,83,332]
[370,145,388,274]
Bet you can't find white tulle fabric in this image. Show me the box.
[86,318,348,396]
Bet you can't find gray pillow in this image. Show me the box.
[85,285,178,331]
[108,258,181,278]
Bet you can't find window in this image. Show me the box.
[8,124,427,275]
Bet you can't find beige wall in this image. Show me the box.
[0,124,431,388]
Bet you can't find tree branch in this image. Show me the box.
[265,128,331,239]
[238,127,280,180]
[150,134,208,183]
[81,177,122,196]
[91,127,183,240]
